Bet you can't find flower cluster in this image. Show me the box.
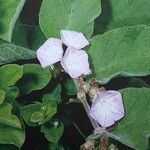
[37,30,125,129]
[36,30,91,78]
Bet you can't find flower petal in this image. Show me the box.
[89,91,125,128]
[61,47,91,78]
[60,30,89,49]
[37,38,63,68]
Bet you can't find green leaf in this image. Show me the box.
[0,39,36,65]
[0,103,25,148]
[108,88,150,150]
[42,84,61,104]
[0,90,5,104]
[12,24,46,50]
[40,101,57,124]
[5,86,20,116]
[30,111,45,123]
[39,0,101,38]
[12,24,29,48]
[41,122,64,143]
[64,79,77,96]
[0,0,26,41]
[0,64,23,90]
[88,25,150,84]
[28,26,47,51]
[82,22,94,38]
[21,103,42,126]
[17,64,51,95]
[0,103,22,129]
[95,0,150,34]
[5,86,19,103]
[21,101,57,126]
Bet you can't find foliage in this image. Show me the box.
[0,0,149,149]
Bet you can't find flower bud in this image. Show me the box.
[89,90,125,128]
[60,30,89,49]
[37,38,63,68]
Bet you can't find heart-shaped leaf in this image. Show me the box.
[108,88,150,150]
[88,25,150,84]
[17,64,51,95]
[39,0,101,38]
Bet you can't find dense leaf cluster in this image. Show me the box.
[0,0,149,149]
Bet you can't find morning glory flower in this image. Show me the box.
[36,30,91,78]
[61,47,91,78]
[60,30,89,49]
[37,38,63,68]
[89,90,125,128]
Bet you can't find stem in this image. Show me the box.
[74,78,100,130]
[82,97,100,130]
[73,122,86,139]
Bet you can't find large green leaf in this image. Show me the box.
[0,0,26,41]
[88,25,150,84]
[0,103,25,148]
[39,0,101,38]
[107,88,150,150]
[41,122,64,143]
[0,39,36,65]
[17,64,51,95]
[94,0,150,34]
[12,24,46,50]
[0,64,23,90]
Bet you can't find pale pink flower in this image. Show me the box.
[60,30,89,49]
[36,30,91,78]
[61,47,91,78]
[36,38,63,68]
[89,91,125,128]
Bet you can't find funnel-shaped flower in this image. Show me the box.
[60,30,89,49]
[89,91,124,128]
[37,38,63,68]
[61,47,91,78]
